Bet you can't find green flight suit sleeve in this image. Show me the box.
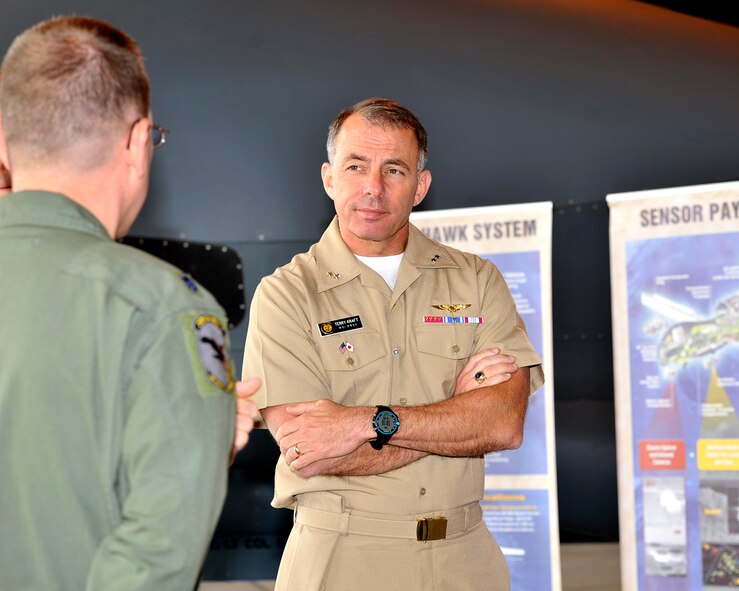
[84,309,235,590]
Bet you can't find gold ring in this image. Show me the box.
[294,445,302,457]
[474,371,486,384]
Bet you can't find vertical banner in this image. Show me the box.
[608,181,739,591]
[411,202,559,590]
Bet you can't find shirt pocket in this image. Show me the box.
[316,330,386,405]
[415,324,477,400]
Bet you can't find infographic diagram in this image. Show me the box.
[627,232,739,590]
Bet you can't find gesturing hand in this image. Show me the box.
[229,377,261,465]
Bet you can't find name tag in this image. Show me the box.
[318,315,363,336]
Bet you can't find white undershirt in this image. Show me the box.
[355,253,404,289]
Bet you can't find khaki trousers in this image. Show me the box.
[274,498,509,591]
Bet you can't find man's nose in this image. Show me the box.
[363,168,383,198]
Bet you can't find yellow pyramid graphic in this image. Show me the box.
[698,368,739,470]
[701,368,739,439]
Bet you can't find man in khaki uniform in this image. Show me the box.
[244,98,543,590]
[0,17,258,590]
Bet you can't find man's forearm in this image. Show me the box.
[391,367,529,456]
[293,443,428,478]
[276,367,530,473]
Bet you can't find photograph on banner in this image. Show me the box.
[411,202,558,591]
[609,182,739,591]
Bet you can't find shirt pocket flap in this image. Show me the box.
[415,325,476,360]
[317,330,386,371]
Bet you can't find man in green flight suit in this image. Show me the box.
[0,16,258,590]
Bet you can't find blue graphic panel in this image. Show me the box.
[483,488,552,590]
[625,232,739,591]
[482,251,547,476]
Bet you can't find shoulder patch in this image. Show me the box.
[182,313,235,395]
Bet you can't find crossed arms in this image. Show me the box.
[260,348,529,479]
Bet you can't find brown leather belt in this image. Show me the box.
[295,502,482,542]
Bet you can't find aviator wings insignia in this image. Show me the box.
[431,303,472,314]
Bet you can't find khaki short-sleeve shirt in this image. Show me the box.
[244,218,543,515]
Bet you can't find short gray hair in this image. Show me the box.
[0,16,150,170]
[326,97,428,173]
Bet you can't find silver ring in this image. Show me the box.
[474,371,486,384]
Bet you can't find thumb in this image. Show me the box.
[285,401,313,416]
[235,377,261,397]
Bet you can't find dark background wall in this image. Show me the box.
[3,0,738,563]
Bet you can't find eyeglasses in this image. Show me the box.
[126,118,169,150]
[150,124,168,149]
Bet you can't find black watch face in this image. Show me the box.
[375,410,399,436]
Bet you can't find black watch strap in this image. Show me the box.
[370,434,391,450]
[371,405,400,450]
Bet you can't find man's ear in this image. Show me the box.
[413,169,432,207]
[321,161,335,201]
[0,111,11,171]
[126,116,151,178]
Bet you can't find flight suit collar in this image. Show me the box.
[0,190,110,240]
[314,217,459,295]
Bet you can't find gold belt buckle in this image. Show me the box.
[416,516,447,542]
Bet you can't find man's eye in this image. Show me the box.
[387,168,404,176]
[347,165,361,171]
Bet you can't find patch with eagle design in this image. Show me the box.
[183,313,235,395]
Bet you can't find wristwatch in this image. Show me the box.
[371,405,400,450]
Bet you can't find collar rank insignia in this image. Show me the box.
[432,303,472,314]
[431,254,440,263]
[327,271,342,280]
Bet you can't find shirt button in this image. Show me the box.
[392,347,400,357]
[347,357,355,366]
[420,488,427,496]
[399,398,407,406]
[451,344,460,353]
